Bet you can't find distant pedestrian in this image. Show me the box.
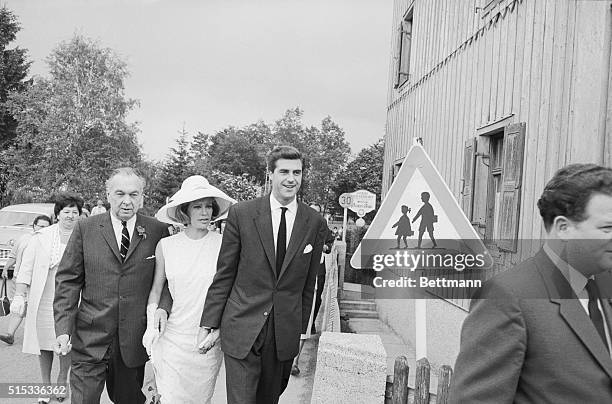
[0,215,52,346]
[90,199,107,216]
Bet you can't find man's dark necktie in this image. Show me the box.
[276,207,287,277]
[586,279,609,351]
[120,221,130,262]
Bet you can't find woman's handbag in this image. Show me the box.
[1,279,10,316]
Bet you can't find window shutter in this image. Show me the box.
[394,24,404,88]
[461,138,476,220]
[398,20,412,83]
[497,123,526,252]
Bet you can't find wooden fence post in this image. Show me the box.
[413,357,430,404]
[391,356,409,404]
[436,365,453,404]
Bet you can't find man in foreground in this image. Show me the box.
[199,145,328,404]
[54,167,171,404]
[450,164,612,402]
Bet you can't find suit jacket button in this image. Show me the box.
[263,311,268,316]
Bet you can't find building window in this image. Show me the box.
[462,123,526,252]
[395,8,413,88]
[488,134,504,241]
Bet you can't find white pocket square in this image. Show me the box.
[303,244,313,254]
[145,255,155,260]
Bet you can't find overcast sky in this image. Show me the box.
[6,0,392,160]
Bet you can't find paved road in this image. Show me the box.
[0,316,316,403]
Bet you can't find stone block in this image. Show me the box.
[311,332,387,404]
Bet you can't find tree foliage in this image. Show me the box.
[304,116,351,213]
[5,34,142,204]
[0,7,31,206]
[0,6,31,149]
[148,127,262,211]
[332,138,384,221]
[149,108,351,212]
[207,127,267,183]
[188,107,351,209]
[206,170,261,203]
[155,126,193,205]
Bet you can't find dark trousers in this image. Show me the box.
[312,263,326,332]
[70,333,145,404]
[224,310,293,404]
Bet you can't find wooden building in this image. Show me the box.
[376,0,612,369]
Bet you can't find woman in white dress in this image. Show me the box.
[12,193,83,403]
[143,176,235,404]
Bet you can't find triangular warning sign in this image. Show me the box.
[351,143,492,269]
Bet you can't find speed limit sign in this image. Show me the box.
[339,193,353,208]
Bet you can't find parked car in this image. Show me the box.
[0,203,55,270]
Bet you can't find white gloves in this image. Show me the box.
[10,295,25,316]
[142,304,159,356]
[197,327,220,354]
[54,334,72,355]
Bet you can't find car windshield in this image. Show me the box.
[0,211,40,227]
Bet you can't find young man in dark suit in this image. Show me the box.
[54,167,172,404]
[199,145,328,404]
[450,164,612,403]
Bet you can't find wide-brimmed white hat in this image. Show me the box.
[155,175,236,224]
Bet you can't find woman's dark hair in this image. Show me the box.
[266,145,303,172]
[54,192,84,217]
[537,164,612,231]
[33,215,52,226]
[176,198,220,225]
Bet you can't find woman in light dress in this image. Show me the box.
[143,176,235,404]
[13,193,83,404]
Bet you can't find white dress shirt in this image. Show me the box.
[270,194,297,253]
[544,243,611,353]
[110,213,137,251]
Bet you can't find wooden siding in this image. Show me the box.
[384,0,612,264]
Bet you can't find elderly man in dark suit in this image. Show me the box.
[54,167,172,404]
[198,145,328,404]
[450,164,612,403]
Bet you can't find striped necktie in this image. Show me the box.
[120,221,130,262]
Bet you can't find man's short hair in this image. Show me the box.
[105,167,146,192]
[266,146,303,172]
[33,215,52,226]
[537,164,612,231]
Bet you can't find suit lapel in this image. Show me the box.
[124,214,143,263]
[100,213,122,263]
[278,203,310,281]
[557,300,612,379]
[537,251,612,379]
[253,197,276,275]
